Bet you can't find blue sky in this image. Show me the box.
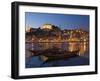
[25,12,89,30]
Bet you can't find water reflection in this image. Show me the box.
[26,42,89,57]
[25,42,89,68]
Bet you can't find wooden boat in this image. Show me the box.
[29,47,67,56]
[40,50,79,61]
[39,47,79,61]
[29,50,44,56]
[29,47,79,61]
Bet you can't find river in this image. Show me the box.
[25,42,89,68]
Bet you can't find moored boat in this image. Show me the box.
[40,50,79,61]
[29,50,44,56]
[29,47,79,61]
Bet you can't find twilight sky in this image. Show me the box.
[25,12,89,30]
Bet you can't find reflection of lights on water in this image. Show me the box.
[79,42,87,56]
[84,42,86,52]
[68,42,78,52]
[29,42,88,56]
[31,43,34,50]
[67,42,88,56]
[78,52,81,56]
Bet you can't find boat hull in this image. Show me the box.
[40,50,79,61]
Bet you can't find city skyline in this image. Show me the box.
[25,12,89,31]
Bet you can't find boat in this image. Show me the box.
[39,47,79,61]
[40,50,79,61]
[29,47,79,61]
[29,47,67,56]
[29,50,44,56]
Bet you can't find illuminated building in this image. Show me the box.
[25,27,31,32]
[41,24,53,30]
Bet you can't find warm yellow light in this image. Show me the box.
[41,24,52,29]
